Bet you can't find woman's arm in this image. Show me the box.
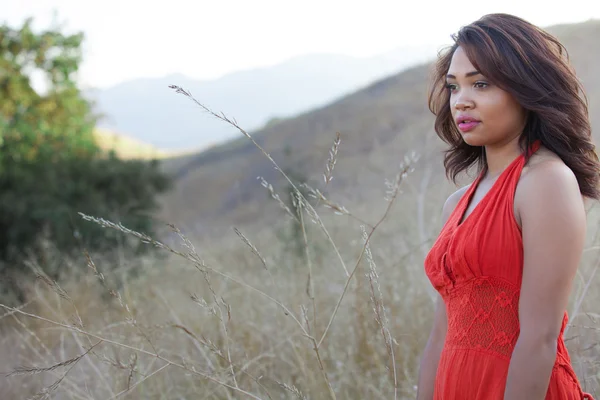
[504,162,587,400]
[416,294,447,400]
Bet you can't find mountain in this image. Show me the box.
[89,45,439,150]
[158,19,600,234]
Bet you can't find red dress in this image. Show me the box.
[424,141,593,399]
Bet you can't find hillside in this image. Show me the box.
[89,46,437,150]
[159,19,600,235]
[93,128,172,160]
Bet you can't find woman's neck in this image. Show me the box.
[483,137,523,178]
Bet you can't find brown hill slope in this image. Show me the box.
[159,19,600,234]
[93,128,170,160]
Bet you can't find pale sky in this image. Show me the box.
[3,0,600,89]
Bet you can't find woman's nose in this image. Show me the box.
[453,92,474,111]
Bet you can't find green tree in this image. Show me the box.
[0,18,171,301]
[0,18,97,162]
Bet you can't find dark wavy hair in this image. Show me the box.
[428,13,600,200]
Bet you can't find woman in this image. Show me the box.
[417,13,599,400]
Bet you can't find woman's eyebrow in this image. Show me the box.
[446,71,482,79]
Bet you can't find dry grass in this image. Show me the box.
[0,219,433,400]
[2,89,600,399]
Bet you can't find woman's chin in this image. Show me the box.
[461,133,486,147]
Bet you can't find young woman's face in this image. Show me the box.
[445,46,527,147]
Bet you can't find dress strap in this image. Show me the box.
[525,139,542,158]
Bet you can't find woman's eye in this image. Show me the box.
[445,83,457,91]
[474,81,488,88]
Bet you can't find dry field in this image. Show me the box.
[2,110,600,399]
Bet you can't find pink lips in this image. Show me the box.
[458,121,480,132]
[455,116,481,132]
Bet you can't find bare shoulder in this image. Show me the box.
[442,184,470,223]
[516,147,585,223]
[519,147,580,195]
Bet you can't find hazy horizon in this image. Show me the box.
[3,0,599,91]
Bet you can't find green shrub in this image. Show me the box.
[0,18,172,302]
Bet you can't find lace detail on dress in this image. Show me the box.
[444,276,520,359]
